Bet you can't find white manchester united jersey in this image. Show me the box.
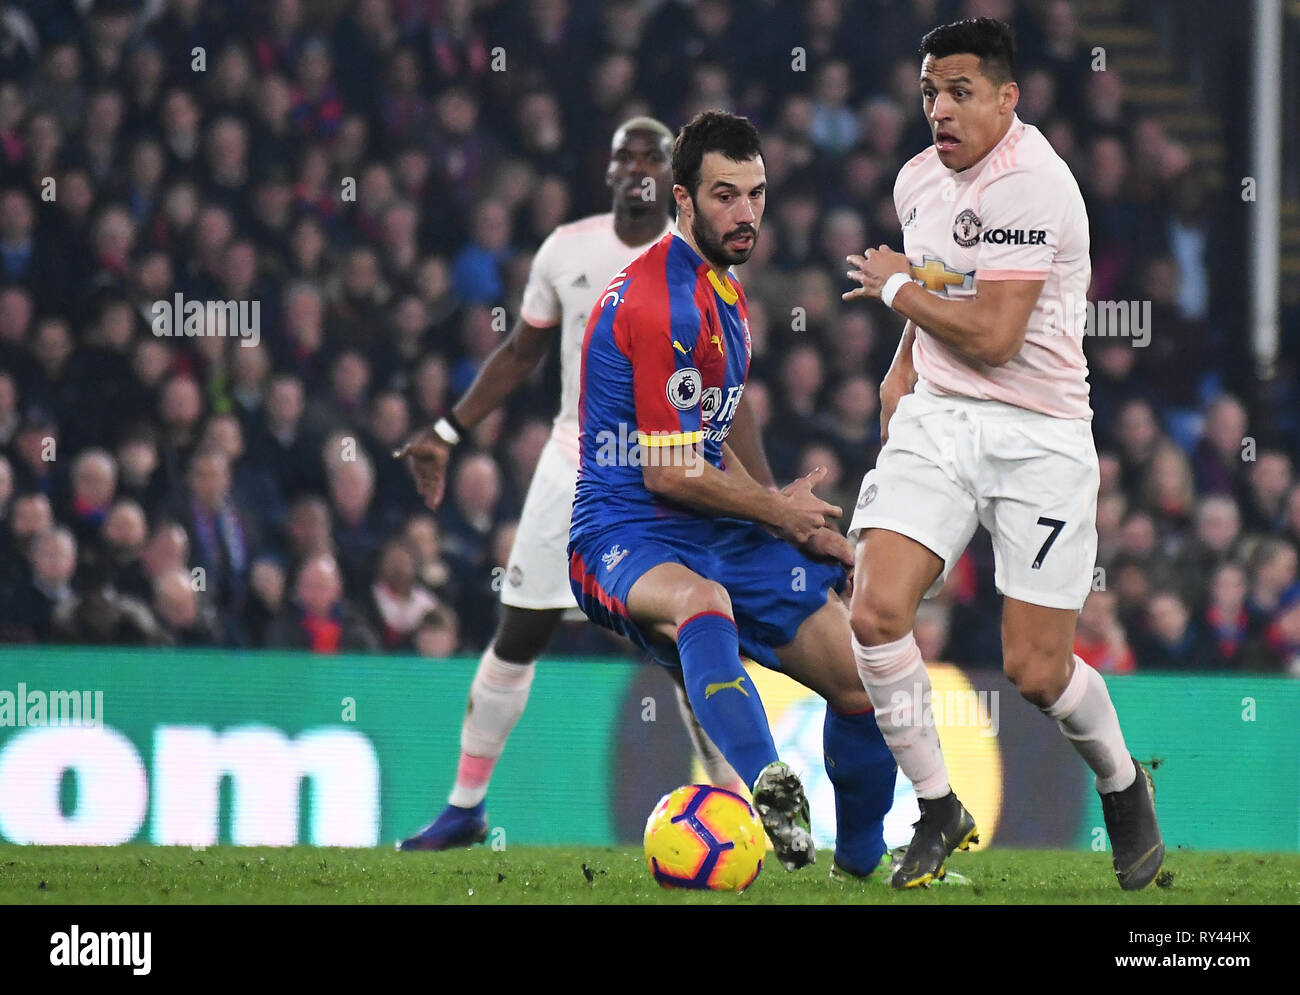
[519,212,670,464]
[895,114,1093,419]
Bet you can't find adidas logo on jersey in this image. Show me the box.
[571,274,590,288]
[902,206,918,228]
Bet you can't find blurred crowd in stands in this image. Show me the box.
[0,0,1296,674]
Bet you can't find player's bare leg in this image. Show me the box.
[849,527,978,887]
[1003,597,1164,889]
[774,593,873,712]
[630,562,815,870]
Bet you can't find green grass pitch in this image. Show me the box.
[1,846,1296,904]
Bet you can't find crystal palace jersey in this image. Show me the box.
[519,213,669,466]
[569,231,753,543]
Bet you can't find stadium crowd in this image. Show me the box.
[0,0,1297,674]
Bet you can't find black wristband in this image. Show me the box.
[444,411,468,439]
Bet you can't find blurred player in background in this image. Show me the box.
[395,118,753,851]
[844,18,1163,889]
[569,111,897,876]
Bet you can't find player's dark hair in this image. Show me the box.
[671,110,763,200]
[919,17,1016,85]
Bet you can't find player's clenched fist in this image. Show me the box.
[394,428,452,510]
[776,466,842,546]
[842,245,911,302]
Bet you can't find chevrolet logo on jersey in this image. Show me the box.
[911,256,975,294]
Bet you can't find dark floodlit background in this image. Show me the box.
[0,0,1297,678]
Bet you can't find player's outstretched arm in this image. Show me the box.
[844,246,1042,366]
[395,318,557,509]
[446,318,558,428]
[642,453,840,547]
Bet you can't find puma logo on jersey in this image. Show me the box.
[673,339,692,354]
[704,675,749,699]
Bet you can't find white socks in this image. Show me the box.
[852,632,951,799]
[1043,655,1136,794]
[673,683,742,790]
[448,647,536,808]
[856,632,1135,801]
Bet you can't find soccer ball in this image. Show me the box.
[644,784,765,891]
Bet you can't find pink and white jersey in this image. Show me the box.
[894,115,1092,419]
[519,213,670,465]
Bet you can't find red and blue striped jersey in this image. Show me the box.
[569,231,753,543]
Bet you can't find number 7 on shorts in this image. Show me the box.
[1032,516,1066,570]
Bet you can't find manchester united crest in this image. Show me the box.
[952,208,982,248]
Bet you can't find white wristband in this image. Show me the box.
[432,417,461,446]
[880,272,912,310]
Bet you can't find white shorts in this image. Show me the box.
[848,381,1099,611]
[500,436,582,612]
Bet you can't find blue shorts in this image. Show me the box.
[568,517,846,671]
